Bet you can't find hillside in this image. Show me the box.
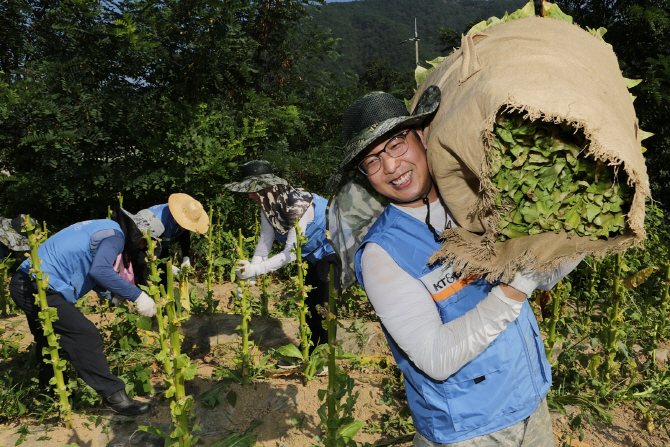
[312,0,528,74]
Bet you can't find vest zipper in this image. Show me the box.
[515,318,540,398]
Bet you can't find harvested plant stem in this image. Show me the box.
[24,216,73,428]
[144,231,172,377]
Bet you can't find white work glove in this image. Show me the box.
[135,292,157,317]
[236,287,244,299]
[235,260,256,280]
[172,264,181,276]
[506,269,554,297]
[181,256,191,268]
[536,256,585,291]
[111,295,125,307]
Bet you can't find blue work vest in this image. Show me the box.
[148,204,184,244]
[354,205,551,443]
[20,220,123,304]
[273,194,335,264]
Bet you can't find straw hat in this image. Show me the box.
[168,193,209,234]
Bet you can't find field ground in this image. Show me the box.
[1,282,669,447]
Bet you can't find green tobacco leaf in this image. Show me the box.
[622,266,659,289]
[427,56,447,68]
[337,420,366,442]
[138,425,167,437]
[415,65,429,86]
[136,317,152,331]
[275,343,303,360]
[542,1,573,23]
[639,129,654,141]
[227,390,238,408]
[624,78,643,89]
[210,433,257,447]
[467,20,488,35]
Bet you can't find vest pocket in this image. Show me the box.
[442,332,524,432]
[526,311,550,384]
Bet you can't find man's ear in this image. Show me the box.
[415,128,428,149]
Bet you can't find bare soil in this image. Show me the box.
[0,282,668,447]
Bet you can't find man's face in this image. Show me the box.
[363,128,435,207]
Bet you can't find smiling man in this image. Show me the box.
[326,87,580,446]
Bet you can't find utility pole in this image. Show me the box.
[400,17,421,66]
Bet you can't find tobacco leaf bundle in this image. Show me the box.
[491,112,632,242]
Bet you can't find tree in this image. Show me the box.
[0,0,338,229]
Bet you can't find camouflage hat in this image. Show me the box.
[224,160,288,193]
[0,215,34,251]
[326,85,441,192]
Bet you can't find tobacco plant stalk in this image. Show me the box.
[144,231,172,376]
[544,280,565,363]
[205,206,215,314]
[294,218,310,362]
[659,263,670,340]
[164,262,195,447]
[24,216,73,428]
[236,229,251,387]
[0,256,17,316]
[178,267,191,313]
[260,273,271,318]
[604,253,623,386]
[216,210,224,284]
[326,264,338,445]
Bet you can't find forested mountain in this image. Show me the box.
[312,0,528,74]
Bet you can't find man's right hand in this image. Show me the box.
[135,292,156,317]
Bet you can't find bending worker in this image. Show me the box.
[9,208,164,416]
[328,88,580,446]
[225,160,337,358]
[147,193,209,276]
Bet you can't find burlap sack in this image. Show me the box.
[411,16,651,281]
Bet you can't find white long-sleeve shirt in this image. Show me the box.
[250,204,315,275]
[360,199,577,381]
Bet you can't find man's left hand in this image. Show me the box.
[181,256,191,268]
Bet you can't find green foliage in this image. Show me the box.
[0,0,340,231]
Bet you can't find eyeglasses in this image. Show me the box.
[358,130,415,176]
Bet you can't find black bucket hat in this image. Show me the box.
[224,160,289,193]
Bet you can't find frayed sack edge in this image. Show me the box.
[429,228,640,284]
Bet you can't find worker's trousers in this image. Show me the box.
[9,270,125,399]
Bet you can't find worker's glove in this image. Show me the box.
[536,256,585,291]
[236,287,244,299]
[96,290,113,302]
[506,269,554,297]
[181,256,191,268]
[111,295,125,307]
[235,260,256,280]
[172,264,181,276]
[135,292,157,317]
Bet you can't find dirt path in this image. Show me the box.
[0,282,668,447]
